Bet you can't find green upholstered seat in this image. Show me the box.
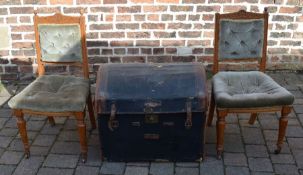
[213,71,294,108]
[8,75,89,112]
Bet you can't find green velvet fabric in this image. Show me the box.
[8,75,89,112]
[38,24,82,62]
[213,71,294,108]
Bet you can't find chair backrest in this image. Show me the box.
[213,9,269,74]
[34,10,89,78]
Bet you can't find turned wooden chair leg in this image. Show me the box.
[248,113,258,125]
[216,109,227,160]
[14,109,30,158]
[47,116,55,126]
[207,92,215,126]
[75,112,88,163]
[87,93,96,130]
[275,106,291,154]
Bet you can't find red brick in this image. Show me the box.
[0,8,8,15]
[268,48,289,54]
[0,0,21,5]
[110,57,121,63]
[90,7,114,13]
[209,0,231,3]
[179,31,201,38]
[166,48,177,54]
[183,0,205,3]
[127,32,150,38]
[103,0,127,4]
[148,56,171,63]
[250,6,259,12]
[123,56,145,63]
[290,49,303,55]
[11,25,34,32]
[296,16,303,22]
[89,57,109,64]
[234,0,257,3]
[161,14,173,21]
[128,48,139,55]
[19,66,33,73]
[89,24,112,30]
[272,15,294,22]
[223,6,246,13]
[87,41,108,47]
[37,7,61,13]
[147,14,159,21]
[134,15,146,21]
[6,17,17,24]
[116,15,132,21]
[275,24,286,30]
[0,58,9,64]
[24,33,35,40]
[167,23,191,29]
[110,41,133,47]
[176,15,186,21]
[157,0,179,3]
[101,32,125,38]
[280,40,301,46]
[12,42,34,49]
[19,16,31,23]
[114,48,126,55]
[188,40,210,46]
[287,24,298,30]
[136,40,160,46]
[50,0,73,4]
[193,48,204,54]
[260,0,283,4]
[105,15,114,21]
[170,5,193,12]
[142,23,165,29]
[197,5,220,12]
[11,50,24,56]
[24,50,35,56]
[143,6,167,12]
[102,49,113,55]
[63,7,86,14]
[88,48,100,55]
[153,48,164,55]
[86,32,99,39]
[88,15,99,22]
[76,0,101,4]
[10,7,34,14]
[0,73,19,81]
[118,6,141,13]
[141,48,152,54]
[162,40,185,46]
[293,32,303,39]
[203,31,214,38]
[11,58,33,65]
[23,0,47,4]
[131,0,154,3]
[11,34,22,40]
[172,56,195,62]
[286,0,300,5]
[154,32,176,38]
[197,56,213,62]
[205,48,214,54]
[116,23,139,30]
[188,15,200,21]
[280,7,302,13]
[5,66,18,73]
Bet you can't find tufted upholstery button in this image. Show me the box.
[218,19,264,60]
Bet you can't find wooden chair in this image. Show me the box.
[207,9,294,159]
[8,10,96,162]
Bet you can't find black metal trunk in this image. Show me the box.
[95,63,208,162]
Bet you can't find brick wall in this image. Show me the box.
[0,0,302,81]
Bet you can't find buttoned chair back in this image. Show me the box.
[34,10,89,78]
[213,9,268,73]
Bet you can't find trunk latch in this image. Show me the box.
[108,103,119,131]
[185,101,192,129]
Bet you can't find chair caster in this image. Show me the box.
[81,153,87,163]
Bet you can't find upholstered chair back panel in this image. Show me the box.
[218,19,264,60]
[38,24,82,62]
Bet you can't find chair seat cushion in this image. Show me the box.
[213,71,294,108]
[8,75,89,112]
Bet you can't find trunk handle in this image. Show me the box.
[185,101,192,129]
[108,103,119,131]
